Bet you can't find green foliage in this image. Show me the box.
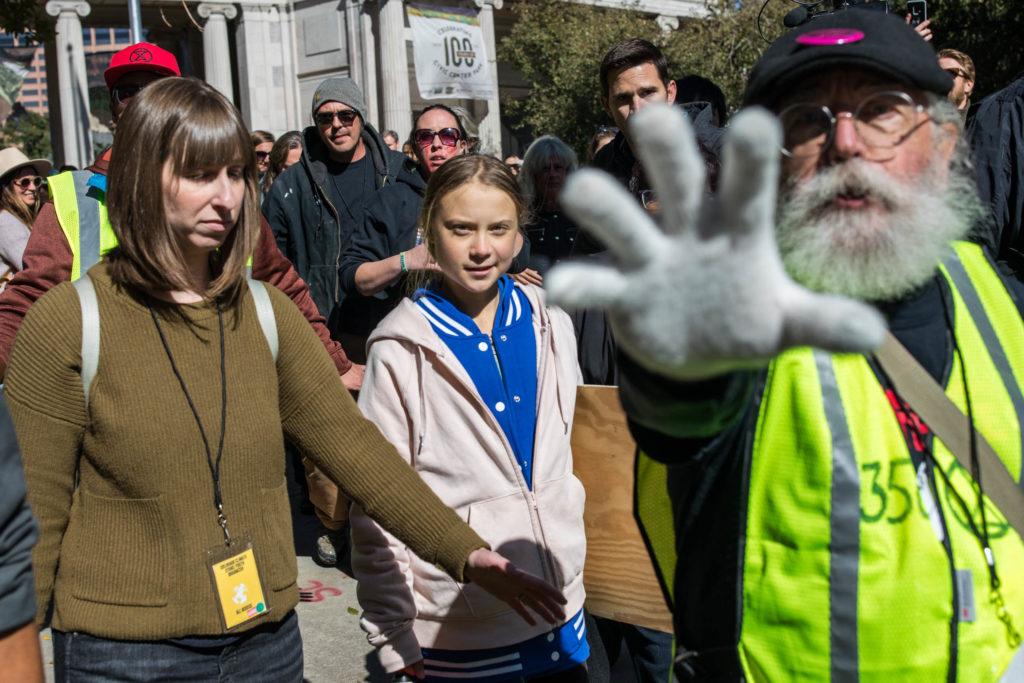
[0,0,55,43]
[500,0,788,156]
[929,0,1024,99]
[500,0,659,155]
[1,110,52,160]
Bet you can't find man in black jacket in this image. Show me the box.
[263,77,409,350]
[262,77,409,568]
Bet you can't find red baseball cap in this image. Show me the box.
[104,42,181,90]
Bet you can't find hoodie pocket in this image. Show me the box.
[458,491,549,619]
[534,475,587,587]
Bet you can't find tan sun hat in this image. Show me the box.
[0,147,53,185]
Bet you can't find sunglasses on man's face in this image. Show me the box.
[413,127,462,149]
[315,110,359,127]
[11,176,43,190]
[943,67,967,80]
[112,83,146,105]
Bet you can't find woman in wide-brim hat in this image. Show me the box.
[0,147,51,287]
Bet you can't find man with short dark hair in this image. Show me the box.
[550,11,1024,681]
[592,38,676,187]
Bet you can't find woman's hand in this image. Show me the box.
[511,268,544,287]
[464,548,567,626]
[404,243,442,273]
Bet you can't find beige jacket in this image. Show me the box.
[351,283,586,673]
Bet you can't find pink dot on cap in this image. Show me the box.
[796,29,866,46]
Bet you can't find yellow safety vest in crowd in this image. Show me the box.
[637,240,1024,681]
[48,170,118,281]
[48,170,254,280]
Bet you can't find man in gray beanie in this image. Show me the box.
[263,76,411,567]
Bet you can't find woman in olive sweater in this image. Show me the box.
[4,78,564,682]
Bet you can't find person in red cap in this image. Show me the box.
[0,44,361,387]
[104,42,182,125]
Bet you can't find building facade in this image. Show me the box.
[29,0,703,167]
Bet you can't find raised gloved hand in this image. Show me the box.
[546,105,886,381]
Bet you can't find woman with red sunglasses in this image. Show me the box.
[0,147,50,288]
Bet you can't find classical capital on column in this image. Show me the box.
[474,0,504,10]
[45,1,90,18]
[655,14,680,32]
[198,2,239,21]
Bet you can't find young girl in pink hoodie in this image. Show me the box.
[351,154,588,681]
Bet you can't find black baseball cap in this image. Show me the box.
[744,10,952,108]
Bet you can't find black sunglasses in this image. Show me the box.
[255,150,270,160]
[315,110,359,127]
[11,176,44,190]
[112,83,146,105]
[413,127,462,148]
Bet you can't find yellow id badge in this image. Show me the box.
[206,535,270,631]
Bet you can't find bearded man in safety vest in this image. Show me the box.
[549,10,1024,682]
[0,42,359,387]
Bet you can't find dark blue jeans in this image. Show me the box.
[53,611,303,682]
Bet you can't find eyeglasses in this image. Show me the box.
[413,127,462,149]
[943,67,968,80]
[315,109,359,127]
[11,176,43,190]
[255,151,270,160]
[111,83,146,105]
[778,91,928,160]
[639,189,659,211]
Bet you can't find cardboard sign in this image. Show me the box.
[571,385,673,634]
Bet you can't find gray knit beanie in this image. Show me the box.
[311,77,367,122]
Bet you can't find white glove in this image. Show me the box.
[547,105,886,381]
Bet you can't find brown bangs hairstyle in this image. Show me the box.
[106,77,259,308]
[411,154,526,291]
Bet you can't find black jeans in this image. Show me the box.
[529,664,589,681]
[53,610,303,682]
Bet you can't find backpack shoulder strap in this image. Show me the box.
[247,278,279,363]
[72,275,99,405]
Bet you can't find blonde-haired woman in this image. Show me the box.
[4,77,563,682]
[0,147,50,287]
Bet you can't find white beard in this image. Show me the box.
[776,155,982,302]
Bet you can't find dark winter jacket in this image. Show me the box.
[262,123,410,337]
[968,74,1024,269]
[338,161,533,338]
[338,163,427,338]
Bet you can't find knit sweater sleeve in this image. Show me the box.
[3,282,86,622]
[269,288,486,581]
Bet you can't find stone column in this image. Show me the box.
[345,0,364,91]
[45,0,93,169]
[198,3,238,103]
[377,0,411,142]
[474,0,503,157]
[361,2,380,128]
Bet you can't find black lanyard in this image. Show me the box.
[148,301,231,545]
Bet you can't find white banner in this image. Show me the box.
[408,4,495,101]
